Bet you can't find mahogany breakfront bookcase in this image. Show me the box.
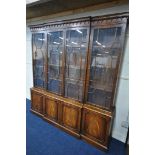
[29,12,128,150]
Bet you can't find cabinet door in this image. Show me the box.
[47,31,64,94]
[87,26,126,109]
[32,33,46,88]
[61,102,81,132]
[44,97,58,121]
[31,91,43,114]
[82,108,111,146]
[64,28,89,101]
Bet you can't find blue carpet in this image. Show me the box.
[26,99,126,155]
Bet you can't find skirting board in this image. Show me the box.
[112,131,128,143]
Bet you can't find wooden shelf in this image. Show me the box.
[35,65,44,68]
[34,78,44,80]
[89,84,113,92]
[48,77,62,81]
[65,77,84,82]
[48,64,61,67]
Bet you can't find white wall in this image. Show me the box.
[26,4,129,143]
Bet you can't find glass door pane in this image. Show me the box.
[47,31,63,94]
[87,27,122,109]
[65,28,88,101]
[33,33,46,88]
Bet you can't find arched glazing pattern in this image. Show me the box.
[32,33,46,88]
[87,27,122,109]
[47,31,63,94]
[64,29,88,101]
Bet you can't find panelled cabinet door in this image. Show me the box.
[31,91,43,114]
[44,97,58,121]
[61,102,81,132]
[82,108,111,146]
[32,32,47,89]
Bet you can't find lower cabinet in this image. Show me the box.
[81,105,112,150]
[31,90,43,115]
[30,88,113,150]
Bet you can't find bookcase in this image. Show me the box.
[30,12,128,150]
